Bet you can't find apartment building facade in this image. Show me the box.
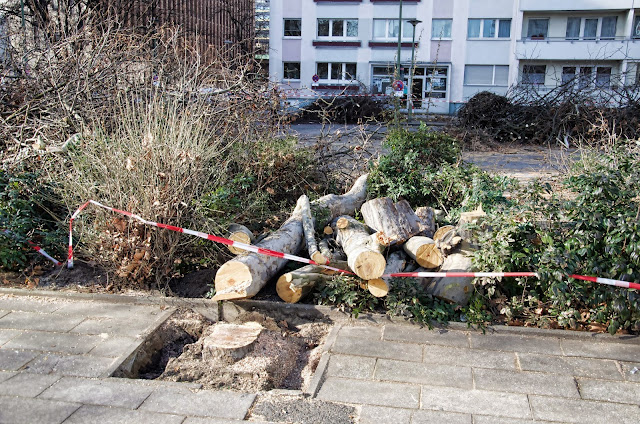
[268,0,640,114]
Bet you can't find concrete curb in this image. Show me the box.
[304,323,343,398]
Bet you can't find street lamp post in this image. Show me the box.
[407,19,422,122]
[394,0,403,123]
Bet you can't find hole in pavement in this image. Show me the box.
[113,309,330,392]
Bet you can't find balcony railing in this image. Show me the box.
[519,36,628,42]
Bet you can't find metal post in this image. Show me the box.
[396,0,403,80]
[407,19,421,122]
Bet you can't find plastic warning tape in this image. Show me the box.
[2,229,63,266]
[569,274,640,291]
[387,271,538,279]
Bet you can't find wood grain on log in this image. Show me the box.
[227,224,254,255]
[202,322,263,363]
[335,216,386,280]
[361,197,423,245]
[403,236,443,269]
[367,250,407,297]
[276,265,336,303]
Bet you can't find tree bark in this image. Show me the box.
[403,236,443,269]
[276,264,336,303]
[367,250,407,297]
[361,197,423,245]
[425,241,475,305]
[213,175,368,300]
[227,224,254,255]
[415,206,436,238]
[300,194,328,264]
[458,206,487,246]
[335,216,386,280]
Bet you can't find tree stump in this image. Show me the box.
[202,322,263,363]
[335,216,386,280]
[403,236,443,269]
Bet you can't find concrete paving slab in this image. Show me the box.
[64,405,185,424]
[39,376,155,408]
[375,359,472,389]
[88,335,141,358]
[561,339,640,362]
[411,409,472,424]
[183,418,276,424]
[383,326,470,348]
[472,416,559,424]
[0,311,85,332]
[53,301,162,318]
[69,316,162,337]
[469,333,563,356]
[473,368,580,398]
[331,337,423,362]
[529,395,640,424]
[619,362,640,382]
[577,378,640,405]
[0,329,21,345]
[420,386,531,419]
[25,353,118,378]
[4,331,102,355]
[0,295,65,313]
[139,386,256,420]
[517,352,624,380]
[0,371,17,383]
[359,405,413,424]
[0,348,39,371]
[0,310,8,319]
[0,394,80,424]
[318,377,421,409]
[338,325,383,340]
[326,354,376,380]
[0,372,61,397]
[422,344,518,370]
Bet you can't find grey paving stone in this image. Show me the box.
[331,337,423,362]
[411,409,472,424]
[620,362,640,382]
[326,354,376,379]
[469,333,563,356]
[39,376,154,408]
[0,296,64,313]
[183,418,276,424]
[472,416,557,424]
[0,394,80,424]
[65,405,185,424]
[25,353,117,377]
[359,405,413,424]
[0,311,85,332]
[0,310,8,319]
[474,368,579,398]
[0,372,61,397]
[423,344,518,370]
[529,395,640,424]
[0,371,17,383]
[578,378,640,405]
[0,348,39,371]
[318,377,420,409]
[54,301,163,319]
[376,359,472,389]
[561,338,640,362]
[89,335,141,358]
[139,386,256,420]
[338,325,383,340]
[518,352,624,380]
[383,325,470,348]
[70,316,159,337]
[0,329,21,345]
[4,331,102,355]
[420,386,531,419]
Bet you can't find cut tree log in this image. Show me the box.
[276,264,340,303]
[415,206,436,238]
[458,205,487,246]
[433,225,455,242]
[202,322,263,363]
[213,174,369,300]
[424,241,475,305]
[367,250,407,297]
[318,238,347,262]
[403,236,443,269]
[227,224,254,255]
[361,197,424,245]
[335,216,386,280]
[300,194,328,265]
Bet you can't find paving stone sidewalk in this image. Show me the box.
[1,291,640,424]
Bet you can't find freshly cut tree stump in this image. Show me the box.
[227,224,254,255]
[415,206,436,238]
[300,194,328,265]
[367,250,407,297]
[276,265,337,303]
[213,175,368,300]
[335,216,386,280]
[425,241,475,305]
[202,322,263,363]
[361,197,423,245]
[403,236,443,269]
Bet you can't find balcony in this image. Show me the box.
[520,0,633,11]
[516,37,631,61]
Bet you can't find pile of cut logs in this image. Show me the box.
[212,174,485,306]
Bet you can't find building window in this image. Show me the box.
[565,17,617,40]
[468,19,511,39]
[634,16,640,38]
[284,19,301,37]
[373,19,413,40]
[596,67,612,88]
[432,19,452,39]
[317,19,358,38]
[283,62,301,80]
[521,65,546,85]
[527,19,549,39]
[562,67,576,85]
[464,65,509,86]
[562,66,613,89]
[316,62,357,82]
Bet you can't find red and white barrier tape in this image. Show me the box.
[569,274,640,291]
[2,229,63,267]
[388,271,538,279]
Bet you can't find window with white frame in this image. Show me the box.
[566,17,617,40]
[467,19,511,39]
[562,65,613,89]
[283,62,301,80]
[373,19,413,41]
[431,19,452,39]
[521,65,546,85]
[316,62,357,82]
[464,65,509,85]
[634,16,640,38]
[284,19,301,37]
[527,19,549,39]
[317,19,358,38]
